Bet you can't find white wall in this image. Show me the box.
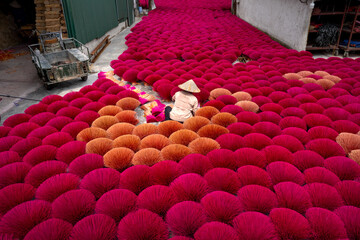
[236,0,313,51]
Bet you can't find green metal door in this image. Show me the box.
[126,0,135,25]
[62,0,119,44]
[116,0,128,23]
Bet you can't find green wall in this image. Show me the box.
[62,0,133,44]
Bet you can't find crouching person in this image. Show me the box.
[164,79,200,123]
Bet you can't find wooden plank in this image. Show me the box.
[45,3,61,7]
[90,35,110,63]
[36,27,46,32]
[45,10,61,14]
[45,14,61,19]
[312,11,344,16]
[45,23,60,27]
[45,8,61,12]
[44,0,60,4]
[45,26,61,32]
[45,12,61,16]
[339,45,360,51]
[45,19,60,23]
[90,35,109,55]
[306,45,337,50]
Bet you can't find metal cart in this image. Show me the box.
[28,31,90,89]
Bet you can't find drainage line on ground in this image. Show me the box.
[0,94,41,102]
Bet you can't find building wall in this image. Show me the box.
[235,0,313,51]
[62,0,134,49]
[85,21,127,54]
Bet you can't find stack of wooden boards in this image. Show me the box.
[34,0,67,37]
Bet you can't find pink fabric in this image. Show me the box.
[156,113,165,122]
[146,115,158,123]
[139,97,149,105]
[152,106,163,115]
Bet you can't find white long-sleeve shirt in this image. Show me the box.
[170,91,199,122]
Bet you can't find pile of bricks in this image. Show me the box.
[35,0,67,37]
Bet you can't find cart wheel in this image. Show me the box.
[344,51,349,58]
[81,76,88,81]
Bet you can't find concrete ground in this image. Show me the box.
[0,17,144,124]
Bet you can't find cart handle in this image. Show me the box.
[28,44,43,73]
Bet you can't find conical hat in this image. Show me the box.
[178,80,200,93]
